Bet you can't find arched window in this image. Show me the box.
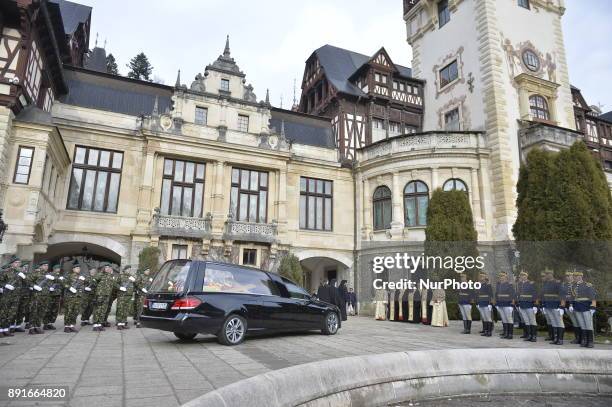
[529,95,549,121]
[443,178,468,192]
[404,181,429,227]
[373,186,392,230]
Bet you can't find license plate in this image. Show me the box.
[150,302,168,310]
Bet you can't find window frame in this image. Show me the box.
[444,107,461,131]
[438,0,451,28]
[529,94,550,121]
[194,106,208,125]
[439,60,459,89]
[404,181,429,227]
[373,185,392,231]
[13,146,35,185]
[237,114,250,132]
[518,0,530,10]
[230,168,269,223]
[160,158,206,218]
[299,176,333,231]
[66,146,124,213]
[242,248,257,266]
[220,78,230,92]
[171,244,189,260]
[522,49,540,72]
[442,178,468,192]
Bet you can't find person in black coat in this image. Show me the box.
[316,280,330,303]
[338,280,348,321]
[412,288,422,323]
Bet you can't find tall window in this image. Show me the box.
[439,60,458,88]
[238,114,249,132]
[443,178,468,192]
[13,146,34,185]
[529,95,550,121]
[195,107,208,125]
[586,120,599,143]
[220,79,230,92]
[444,108,460,131]
[172,244,188,260]
[67,146,123,213]
[404,181,429,227]
[438,0,450,28]
[230,168,268,223]
[300,177,333,231]
[373,186,392,231]
[161,159,206,218]
[518,0,530,9]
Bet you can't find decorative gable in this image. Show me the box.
[369,48,397,72]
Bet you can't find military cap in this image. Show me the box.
[39,260,50,266]
[52,264,61,270]
[71,259,81,268]
[8,255,20,263]
[123,265,132,271]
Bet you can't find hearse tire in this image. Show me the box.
[174,332,197,341]
[322,312,339,335]
[218,314,247,346]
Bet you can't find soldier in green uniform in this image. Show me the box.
[92,263,116,332]
[63,261,85,333]
[133,268,152,327]
[43,264,63,330]
[27,261,51,334]
[1,256,23,336]
[80,266,98,326]
[13,261,31,332]
[102,265,119,327]
[116,265,135,330]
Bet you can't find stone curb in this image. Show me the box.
[182,348,612,407]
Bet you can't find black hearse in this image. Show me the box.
[141,260,341,345]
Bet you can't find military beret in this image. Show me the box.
[8,255,20,263]
[39,260,50,266]
[122,265,132,272]
[52,264,61,270]
[72,259,81,268]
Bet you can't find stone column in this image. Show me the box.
[431,167,439,190]
[135,149,156,233]
[212,160,226,233]
[470,168,483,220]
[276,168,287,236]
[362,178,372,239]
[390,171,404,237]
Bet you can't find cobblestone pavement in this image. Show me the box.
[1,317,610,407]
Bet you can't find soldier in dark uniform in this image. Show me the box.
[63,260,85,333]
[13,261,31,332]
[541,269,564,345]
[92,263,116,332]
[457,273,475,334]
[0,256,22,336]
[476,272,493,337]
[80,266,98,326]
[28,261,52,334]
[495,271,516,339]
[43,264,63,330]
[102,265,120,327]
[573,271,596,348]
[516,270,538,342]
[562,271,581,344]
[116,265,135,330]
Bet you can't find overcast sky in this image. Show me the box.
[81,0,611,112]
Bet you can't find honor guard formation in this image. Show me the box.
[0,256,153,336]
[457,269,598,348]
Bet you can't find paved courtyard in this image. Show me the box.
[1,317,610,407]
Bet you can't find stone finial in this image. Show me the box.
[223,35,231,58]
[265,89,270,105]
[175,69,181,88]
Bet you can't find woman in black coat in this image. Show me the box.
[338,280,348,321]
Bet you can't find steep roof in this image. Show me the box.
[313,44,413,97]
[601,111,612,124]
[270,108,334,149]
[60,66,173,116]
[53,0,92,35]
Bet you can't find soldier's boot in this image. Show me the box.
[461,320,467,334]
[465,320,471,334]
[122,324,130,330]
[545,326,554,341]
[520,325,529,339]
[506,324,513,339]
[479,321,486,334]
[586,330,594,348]
[4,330,14,337]
[63,326,71,333]
[499,323,507,338]
[102,322,111,328]
[530,325,538,342]
[571,328,582,344]
[486,322,493,337]
[24,322,31,330]
[555,328,564,345]
[14,326,25,333]
[581,331,588,347]
[80,321,90,326]
[28,327,37,335]
[135,322,142,328]
[43,324,51,330]
[549,327,558,344]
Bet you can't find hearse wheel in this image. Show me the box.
[322,312,339,335]
[174,332,197,341]
[218,314,247,346]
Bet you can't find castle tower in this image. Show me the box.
[403,0,575,240]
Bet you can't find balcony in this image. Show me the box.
[519,121,581,156]
[358,131,485,162]
[224,219,278,243]
[151,211,212,239]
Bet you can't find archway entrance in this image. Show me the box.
[299,256,351,294]
[35,242,122,272]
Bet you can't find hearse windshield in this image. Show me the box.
[150,260,191,293]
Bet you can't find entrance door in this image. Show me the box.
[326,269,337,281]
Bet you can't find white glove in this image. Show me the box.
[129,276,136,282]
[141,288,148,293]
[533,307,538,313]
[59,276,64,281]
[558,309,564,316]
[33,285,42,292]
[69,287,77,294]
[148,278,153,283]
[45,274,55,280]
[49,287,55,292]
[4,284,15,291]
[488,305,492,311]
[85,287,92,292]
[78,276,85,281]
[590,309,595,315]
[569,306,574,312]
[18,272,26,279]
[0,288,3,294]
[119,286,127,292]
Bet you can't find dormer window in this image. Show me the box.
[374,72,387,84]
[221,79,230,92]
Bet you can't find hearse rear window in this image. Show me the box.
[203,264,277,295]
[150,260,191,293]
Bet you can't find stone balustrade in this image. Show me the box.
[151,213,212,239]
[519,121,581,155]
[224,220,278,243]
